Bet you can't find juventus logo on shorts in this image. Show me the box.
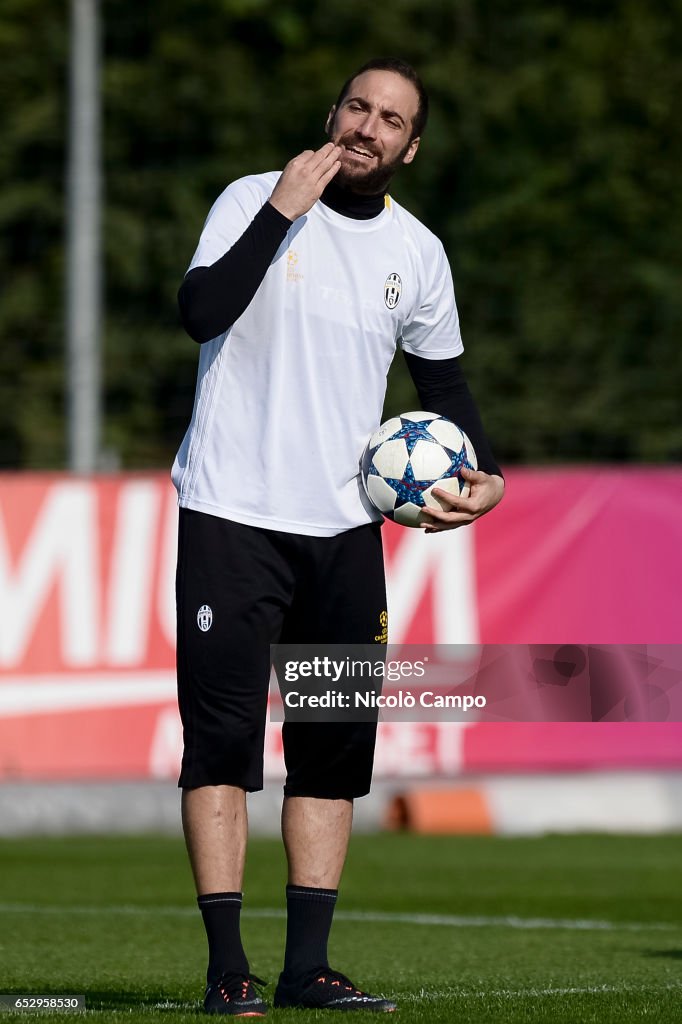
[384,273,402,309]
[197,604,213,632]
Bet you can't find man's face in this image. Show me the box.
[325,70,421,194]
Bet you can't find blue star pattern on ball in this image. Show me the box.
[360,413,478,528]
[384,417,444,457]
[370,439,470,508]
[380,458,433,506]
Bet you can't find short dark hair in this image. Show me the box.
[333,58,429,141]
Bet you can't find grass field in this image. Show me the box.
[0,832,680,1023]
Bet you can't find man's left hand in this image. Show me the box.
[419,468,505,533]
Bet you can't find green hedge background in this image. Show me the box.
[2,0,680,468]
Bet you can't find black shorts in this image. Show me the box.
[176,509,387,798]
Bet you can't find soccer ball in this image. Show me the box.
[360,411,477,528]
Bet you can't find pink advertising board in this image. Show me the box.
[0,470,680,779]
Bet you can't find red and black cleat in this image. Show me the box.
[274,967,396,1012]
[204,973,268,1016]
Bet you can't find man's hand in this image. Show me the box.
[419,468,505,533]
[269,142,342,221]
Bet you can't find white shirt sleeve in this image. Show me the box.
[400,240,464,360]
[187,175,276,272]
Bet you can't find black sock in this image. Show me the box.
[283,884,338,980]
[197,891,249,984]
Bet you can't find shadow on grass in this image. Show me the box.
[644,949,682,960]
[85,991,199,1012]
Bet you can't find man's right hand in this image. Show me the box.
[268,142,342,221]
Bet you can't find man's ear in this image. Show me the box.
[325,106,336,136]
[402,136,420,165]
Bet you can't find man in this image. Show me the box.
[174,58,504,1016]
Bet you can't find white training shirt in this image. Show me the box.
[172,171,464,536]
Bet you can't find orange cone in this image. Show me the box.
[385,787,494,834]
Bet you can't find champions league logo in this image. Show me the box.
[384,273,402,309]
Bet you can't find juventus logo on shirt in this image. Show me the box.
[384,273,402,309]
[197,605,213,632]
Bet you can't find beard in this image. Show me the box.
[331,132,413,195]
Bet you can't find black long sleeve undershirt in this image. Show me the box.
[178,201,292,344]
[403,351,502,478]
